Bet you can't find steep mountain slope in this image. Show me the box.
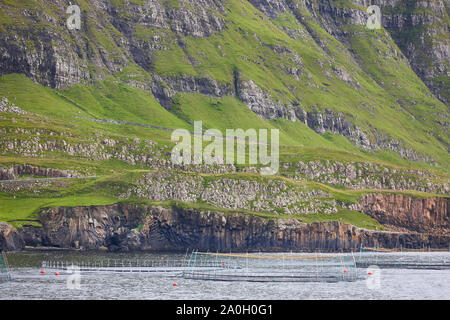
[0,0,448,251]
[0,0,448,161]
[383,0,449,104]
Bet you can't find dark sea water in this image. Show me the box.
[1,251,449,300]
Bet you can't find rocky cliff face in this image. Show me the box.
[0,0,227,89]
[382,0,449,104]
[1,193,449,252]
[0,222,24,251]
[360,193,449,234]
[249,0,449,104]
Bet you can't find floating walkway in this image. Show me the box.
[41,258,239,275]
[356,245,450,270]
[355,261,450,270]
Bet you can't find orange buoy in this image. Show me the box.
[40,270,45,274]
[55,272,60,276]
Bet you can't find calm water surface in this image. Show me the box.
[1,251,449,300]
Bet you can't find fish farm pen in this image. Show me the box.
[355,247,450,270]
[39,251,362,283]
[35,247,450,283]
[42,258,191,274]
[181,251,362,283]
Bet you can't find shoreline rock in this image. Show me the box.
[1,195,448,252]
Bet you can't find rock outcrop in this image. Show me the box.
[0,164,74,180]
[360,194,449,234]
[236,77,297,121]
[249,0,449,104]
[3,197,448,252]
[284,160,448,194]
[125,171,337,216]
[0,222,24,251]
[0,0,227,89]
[383,0,450,104]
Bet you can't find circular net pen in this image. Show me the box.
[182,251,363,283]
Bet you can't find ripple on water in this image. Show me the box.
[1,251,449,300]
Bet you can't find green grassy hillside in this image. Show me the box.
[0,0,448,232]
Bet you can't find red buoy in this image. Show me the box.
[40,270,45,274]
[344,270,348,273]
[222,263,225,267]
[368,272,373,275]
[173,283,178,287]
[55,272,60,276]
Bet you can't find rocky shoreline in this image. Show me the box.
[1,194,449,252]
